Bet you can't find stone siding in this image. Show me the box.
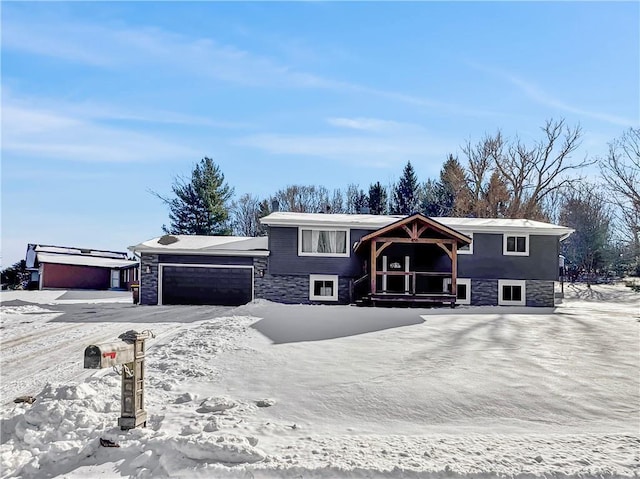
[470,279,498,306]
[526,280,555,307]
[254,258,351,304]
[140,253,159,305]
[470,278,554,307]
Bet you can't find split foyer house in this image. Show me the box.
[130,212,573,307]
[25,244,139,290]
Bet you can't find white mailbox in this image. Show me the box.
[84,341,136,369]
[84,330,153,430]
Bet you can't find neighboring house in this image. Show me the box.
[131,212,573,307]
[25,244,139,290]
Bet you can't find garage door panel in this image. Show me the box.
[161,266,252,306]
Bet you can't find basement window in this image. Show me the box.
[498,280,526,306]
[443,278,471,305]
[309,275,339,301]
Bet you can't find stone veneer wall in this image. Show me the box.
[525,280,555,307]
[470,278,554,307]
[254,258,350,304]
[470,279,498,306]
[140,253,159,305]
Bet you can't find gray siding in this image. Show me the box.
[267,226,371,277]
[158,254,252,265]
[459,233,559,281]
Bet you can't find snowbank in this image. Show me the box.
[1,286,638,478]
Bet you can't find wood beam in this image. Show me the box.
[412,222,418,240]
[451,243,458,303]
[402,225,413,238]
[416,224,429,238]
[370,240,377,295]
[436,242,453,259]
[375,241,392,258]
[376,237,455,244]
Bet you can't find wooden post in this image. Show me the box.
[451,243,458,307]
[370,240,377,295]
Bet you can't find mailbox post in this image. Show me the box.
[84,330,153,430]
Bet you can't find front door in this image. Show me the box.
[110,269,120,289]
[383,255,411,293]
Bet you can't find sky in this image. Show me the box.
[1,1,639,268]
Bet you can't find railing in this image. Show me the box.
[374,271,453,295]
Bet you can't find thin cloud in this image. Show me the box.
[2,11,499,119]
[327,117,423,133]
[506,75,637,127]
[468,62,637,127]
[2,103,199,163]
[236,132,453,168]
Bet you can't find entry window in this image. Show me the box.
[443,278,471,305]
[309,275,339,301]
[299,229,349,257]
[498,280,526,306]
[503,234,528,256]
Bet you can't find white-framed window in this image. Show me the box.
[458,232,473,255]
[498,279,526,306]
[443,278,471,305]
[309,274,339,301]
[503,234,529,256]
[299,228,349,257]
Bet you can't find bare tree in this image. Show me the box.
[496,119,588,219]
[600,128,640,271]
[231,193,261,236]
[462,132,504,215]
[272,185,330,213]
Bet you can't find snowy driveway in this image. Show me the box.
[0,290,233,405]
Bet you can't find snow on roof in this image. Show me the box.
[36,252,138,269]
[34,245,128,259]
[260,212,574,237]
[129,235,269,256]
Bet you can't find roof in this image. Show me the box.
[357,213,472,247]
[31,244,128,260]
[37,252,138,269]
[260,212,574,238]
[129,235,269,256]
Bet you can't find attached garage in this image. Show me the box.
[129,235,269,306]
[160,264,253,306]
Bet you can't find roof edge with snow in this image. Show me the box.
[260,212,574,239]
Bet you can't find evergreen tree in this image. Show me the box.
[346,183,368,213]
[393,161,420,215]
[157,157,233,235]
[0,260,29,289]
[438,155,470,216]
[255,199,273,236]
[481,170,510,218]
[368,182,387,215]
[560,186,612,278]
[420,179,441,216]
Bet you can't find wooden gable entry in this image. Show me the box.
[355,213,471,306]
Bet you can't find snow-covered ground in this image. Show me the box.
[1,285,638,478]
